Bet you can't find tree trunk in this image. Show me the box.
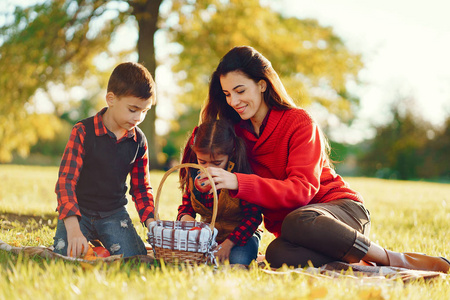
[131,0,163,169]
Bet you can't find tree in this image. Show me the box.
[0,0,130,162]
[130,0,164,168]
[1,0,166,167]
[418,116,450,180]
[1,0,362,167]
[358,98,433,180]
[154,0,363,161]
[165,0,363,122]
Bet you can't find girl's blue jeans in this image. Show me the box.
[228,233,260,265]
[53,208,147,257]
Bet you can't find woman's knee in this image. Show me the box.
[265,238,287,268]
[281,209,320,241]
[266,237,320,268]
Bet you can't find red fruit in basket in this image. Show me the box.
[93,246,110,257]
[194,176,211,193]
[189,226,202,231]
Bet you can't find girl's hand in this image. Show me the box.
[203,167,239,191]
[214,239,235,263]
[180,215,195,222]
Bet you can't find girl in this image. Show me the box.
[198,45,450,272]
[177,119,262,265]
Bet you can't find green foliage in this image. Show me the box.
[161,106,202,163]
[2,0,363,167]
[27,120,72,162]
[0,0,131,162]
[420,117,450,179]
[156,0,363,160]
[0,113,64,162]
[358,99,450,180]
[165,0,362,120]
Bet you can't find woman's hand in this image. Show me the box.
[199,167,238,192]
[214,239,235,263]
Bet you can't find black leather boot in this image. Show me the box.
[385,249,450,273]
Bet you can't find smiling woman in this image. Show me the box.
[220,71,268,136]
[199,45,450,273]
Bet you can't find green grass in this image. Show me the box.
[1,165,450,299]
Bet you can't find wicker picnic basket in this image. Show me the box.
[147,163,218,264]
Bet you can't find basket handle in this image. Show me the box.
[154,163,218,231]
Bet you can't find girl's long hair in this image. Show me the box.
[179,119,251,190]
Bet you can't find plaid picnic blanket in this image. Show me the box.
[260,261,446,283]
[1,238,446,282]
[0,238,154,264]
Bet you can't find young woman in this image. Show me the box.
[196,45,449,272]
[177,119,262,265]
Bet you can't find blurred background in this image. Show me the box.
[1,0,449,181]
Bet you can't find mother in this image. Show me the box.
[199,45,449,272]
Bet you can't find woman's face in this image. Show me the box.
[220,71,268,123]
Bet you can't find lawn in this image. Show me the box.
[1,164,449,299]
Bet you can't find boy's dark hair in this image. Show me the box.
[107,62,156,104]
[179,119,252,190]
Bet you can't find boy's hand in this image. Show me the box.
[64,215,89,258]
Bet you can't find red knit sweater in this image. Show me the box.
[233,108,363,237]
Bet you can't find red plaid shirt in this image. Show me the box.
[55,108,154,223]
[178,180,262,246]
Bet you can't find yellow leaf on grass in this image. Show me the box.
[80,262,94,270]
[358,287,384,300]
[309,286,328,298]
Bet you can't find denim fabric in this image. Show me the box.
[228,233,260,265]
[53,209,147,257]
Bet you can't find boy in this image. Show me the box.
[53,62,156,258]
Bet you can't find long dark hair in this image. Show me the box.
[201,46,296,123]
[201,45,333,166]
[179,119,252,190]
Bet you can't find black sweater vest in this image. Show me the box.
[75,116,145,212]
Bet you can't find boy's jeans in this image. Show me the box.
[228,233,260,265]
[53,209,147,258]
